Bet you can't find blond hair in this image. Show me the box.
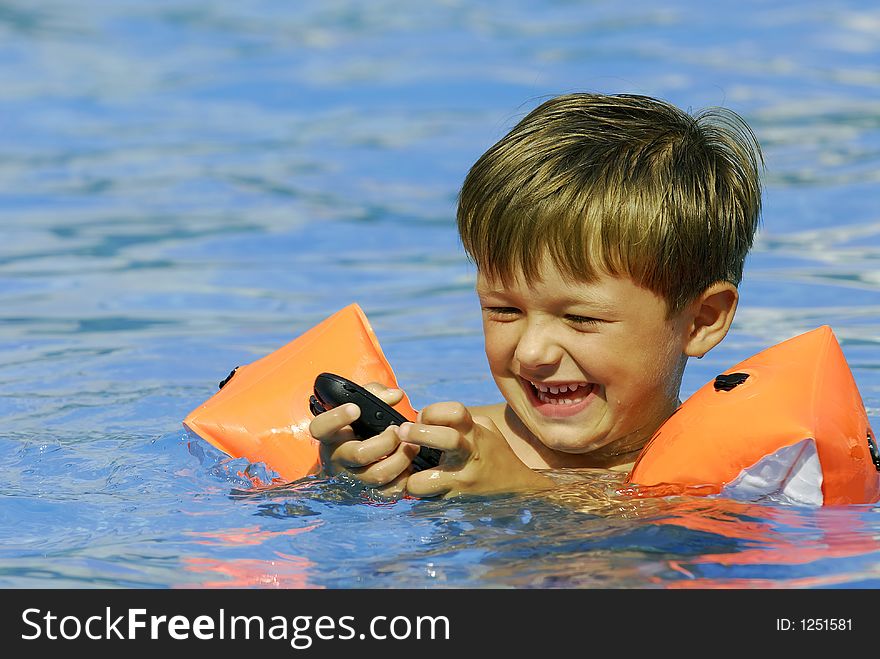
[457,93,763,314]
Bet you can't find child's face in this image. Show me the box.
[476,259,691,459]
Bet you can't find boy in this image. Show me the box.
[310,92,763,498]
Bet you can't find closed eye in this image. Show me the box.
[565,314,601,326]
[482,306,521,318]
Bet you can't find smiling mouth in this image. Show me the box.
[525,380,595,405]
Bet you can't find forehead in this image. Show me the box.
[477,256,605,296]
[477,267,616,307]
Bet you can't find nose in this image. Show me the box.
[514,317,563,370]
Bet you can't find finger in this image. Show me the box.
[364,382,404,406]
[373,469,410,498]
[405,467,455,498]
[397,421,464,453]
[352,437,419,487]
[309,403,360,443]
[417,401,473,435]
[336,425,403,469]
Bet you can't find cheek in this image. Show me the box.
[595,332,681,397]
[620,333,685,399]
[482,322,516,371]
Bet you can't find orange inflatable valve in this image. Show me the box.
[624,325,880,506]
[183,304,418,482]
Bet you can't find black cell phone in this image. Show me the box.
[309,372,442,472]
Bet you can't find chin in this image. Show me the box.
[529,424,607,454]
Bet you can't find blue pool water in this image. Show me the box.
[2,0,879,588]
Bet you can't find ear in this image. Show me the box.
[683,282,739,358]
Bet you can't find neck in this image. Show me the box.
[503,398,681,471]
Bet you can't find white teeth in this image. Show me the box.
[533,383,592,405]
[530,381,588,394]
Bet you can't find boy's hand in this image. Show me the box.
[401,402,555,498]
[309,383,420,496]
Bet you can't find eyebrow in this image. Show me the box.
[475,286,618,313]
[558,296,618,314]
[475,285,504,296]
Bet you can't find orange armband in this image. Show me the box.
[625,325,880,505]
[183,304,417,482]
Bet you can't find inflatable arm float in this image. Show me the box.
[624,325,880,505]
[183,304,417,482]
